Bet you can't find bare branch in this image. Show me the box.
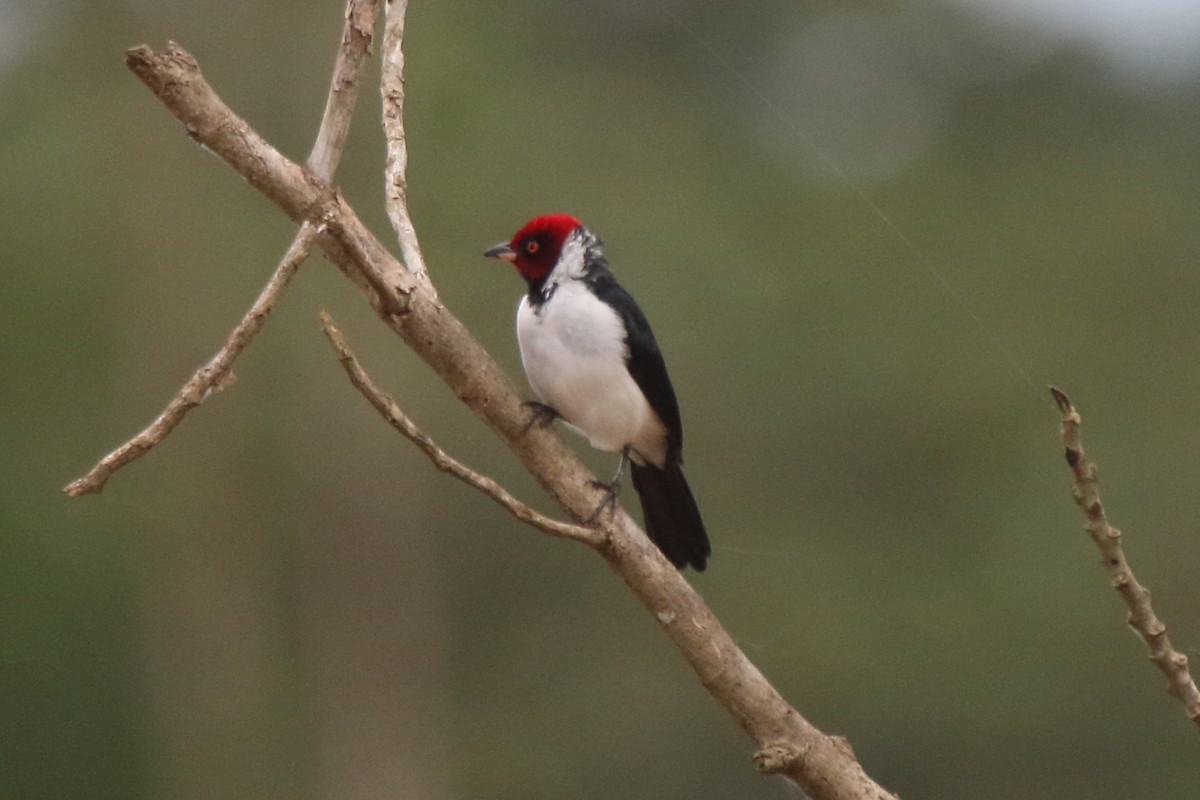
[65,0,382,496]
[123,43,409,316]
[1052,387,1200,728]
[309,0,381,180]
[111,38,899,800]
[64,231,311,495]
[320,311,602,545]
[380,0,431,289]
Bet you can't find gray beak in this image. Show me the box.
[484,242,516,262]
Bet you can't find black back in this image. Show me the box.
[583,255,684,464]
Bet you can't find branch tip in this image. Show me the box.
[1049,385,1073,416]
[125,44,152,63]
[63,477,100,497]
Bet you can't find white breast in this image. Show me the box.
[517,281,667,465]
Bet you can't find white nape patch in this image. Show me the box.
[516,249,668,465]
[546,228,593,285]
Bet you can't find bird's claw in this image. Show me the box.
[522,400,560,432]
[585,478,621,524]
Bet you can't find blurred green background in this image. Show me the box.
[3,0,1199,797]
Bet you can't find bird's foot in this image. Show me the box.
[522,400,560,432]
[585,477,622,524]
[584,446,631,524]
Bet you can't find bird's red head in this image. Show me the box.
[485,213,582,283]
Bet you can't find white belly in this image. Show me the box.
[517,283,667,465]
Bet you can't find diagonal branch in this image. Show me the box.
[1051,387,1200,728]
[320,311,601,545]
[65,233,311,495]
[100,35,898,800]
[64,0,381,496]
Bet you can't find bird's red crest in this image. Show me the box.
[507,213,583,281]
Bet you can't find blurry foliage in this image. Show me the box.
[2,1,1199,798]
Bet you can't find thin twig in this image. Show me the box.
[381,0,432,291]
[320,312,601,546]
[64,0,382,496]
[308,0,380,180]
[1051,387,1200,728]
[64,233,310,495]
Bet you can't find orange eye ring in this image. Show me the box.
[525,240,540,254]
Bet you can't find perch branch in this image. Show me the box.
[320,312,601,545]
[1051,387,1200,728]
[107,36,898,800]
[64,0,382,496]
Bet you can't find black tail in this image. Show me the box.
[630,461,710,571]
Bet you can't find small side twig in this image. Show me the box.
[1051,386,1200,728]
[320,311,601,546]
[64,0,382,496]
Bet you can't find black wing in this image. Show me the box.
[587,268,684,463]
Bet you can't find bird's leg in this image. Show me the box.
[522,400,560,432]
[586,446,630,523]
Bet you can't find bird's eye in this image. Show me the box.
[525,240,540,254]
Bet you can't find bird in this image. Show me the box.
[485,213,710,571]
